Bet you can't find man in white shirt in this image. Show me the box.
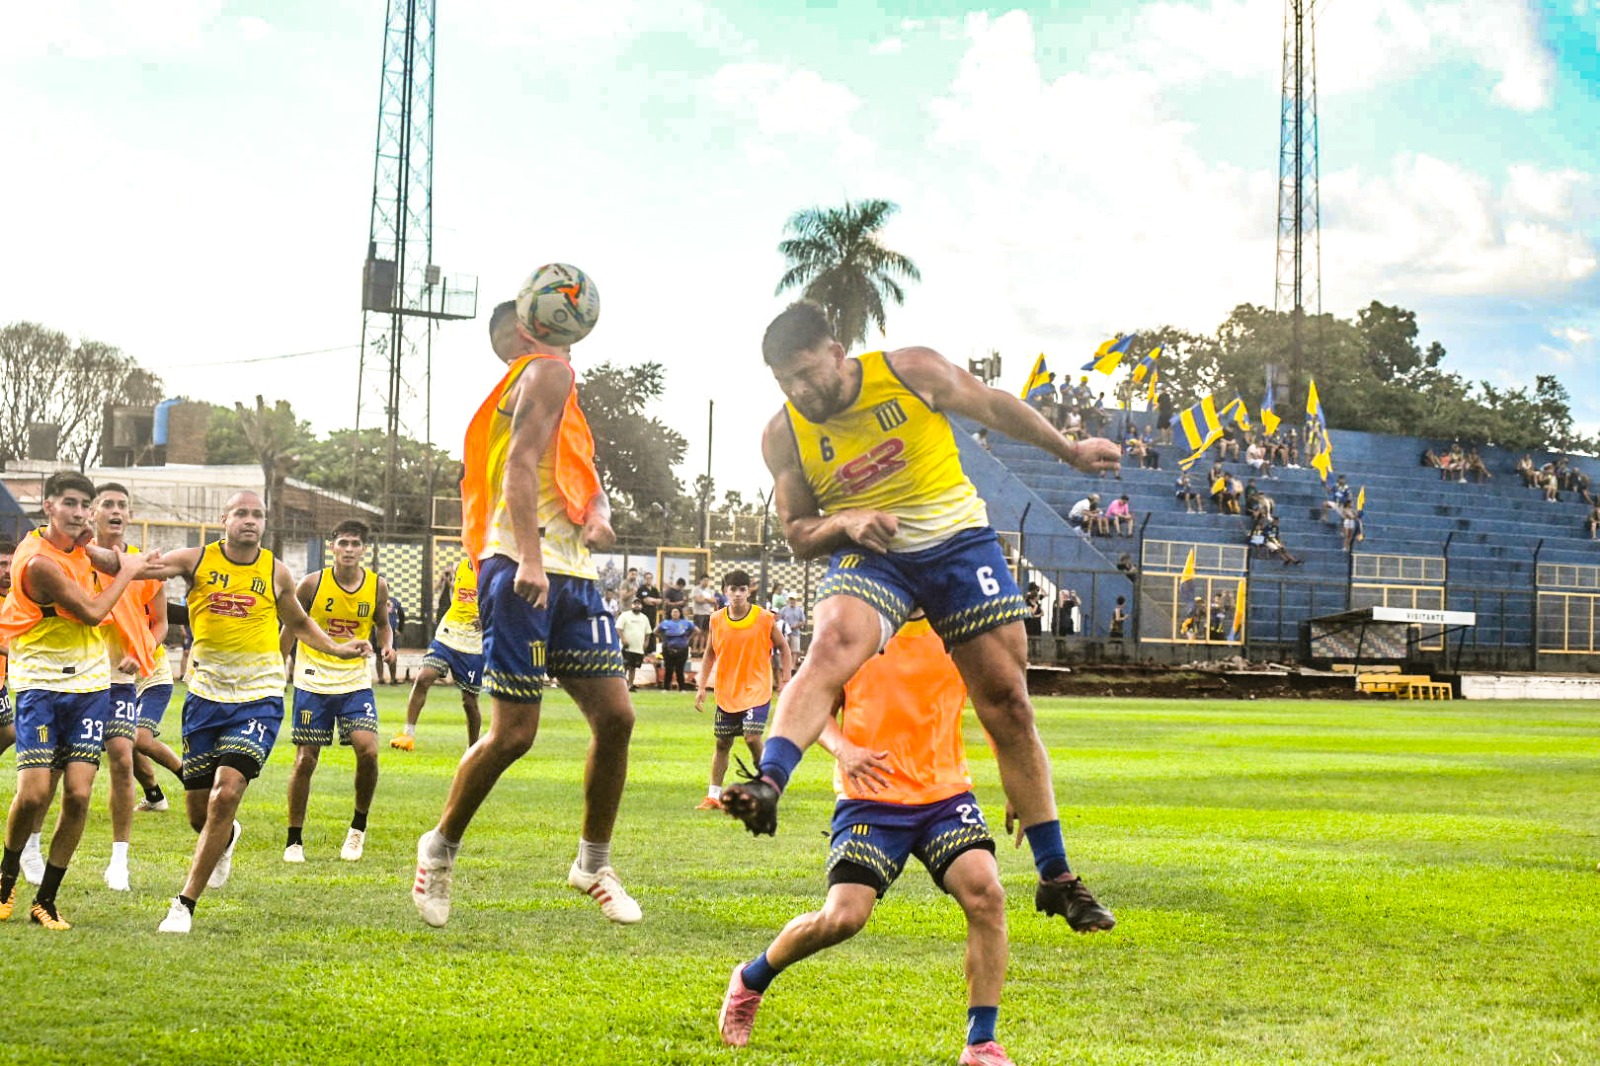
[616,598,652,692]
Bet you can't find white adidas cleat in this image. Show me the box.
[283,843,306,864]
[567,862,642,924]
[104,861,131,892]
[20,847,44,886]
[340,829,365,862]
[208,821,242,888]
[158,897,192,934]
[412,830,454,928]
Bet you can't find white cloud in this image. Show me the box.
[869,37,905,56]
[4,0,224,60]
[704,62,872,165]
[452,0,749,60]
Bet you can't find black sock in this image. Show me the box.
[0,847,19,901]
[143,784,165,803]
[286,826,304,847]
[169,765,185,783]
[35,863,66,906]
[351,809,368,832]
[179,894,197,914]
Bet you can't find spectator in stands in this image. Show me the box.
[1243,480,1264,519]
[1284,427,1302,467]
[1573,468,1595,507]
[1251,512,1303,565]
[1116,552,1139,582]
[665,577,689,618]
[778,594,807,663]
[1124,433,1147,470]
[1023,583,1044,636]
[1422,447,1441,469]
[1026,372,1057,414]
[1180,597,1206,639]
[974,427,992,451]
[1222,474,1244,515]
[1587,502,1600,541]
[655,606,695,691]
[1068,493,1103,536]
[1140,426,1160,469]
[1053,588,1080,635]
[1061,408,1084,441]
[1324,474,1352,522]
[619,567,640,611]
[1340,503,1359,552]
[1445,442,1467,482]
[1515,453,1537,486]
[1465,447,1492,483]
[1246,438,1272,479]
[690,574,717,654]
[1105,494,1134,537]
[1175,472,1202,514]
[617,598,652,691]
[1109,596,1127,639]
[1157,389,1173,444]
[1208,594,1226,640]
[1540,464,1561,503]
[602,588,620,617]
[1217,427,1241,462]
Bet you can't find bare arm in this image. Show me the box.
[137,545,204,584]
[22,551,150,627]
[819,708,890,794]
[580,491,616,552]
[278,572,319,661]
[274,562,368,660]
[373,576,397,666]
[147,585,169,645]
[501,360,574,606]
[761,410,899,558]
[888,346,1121,474]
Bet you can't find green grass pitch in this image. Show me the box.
[1,689,1597,1065]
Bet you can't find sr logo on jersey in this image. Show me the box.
[835,438,907,495]
[457,589,477,605]
[206,591,257,618]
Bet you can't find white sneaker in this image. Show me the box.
[20,847,44,886]
[104,862,131,892]
[340,829,365,862]
[208,821,242,889]
[158,897,192,934]
[283,843,306,864]
[412,830,454,928]
[136,796,170,812]
[567,862,643,924]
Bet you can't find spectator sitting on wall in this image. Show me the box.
[1465,447,1492,483]
[1422,447,1441,469]
[1514,453,1536,486]
[1068,493,1103,535]
[1109,596,1127,639]
[1587,502,1600,540]
[1246,438,1272,479]
[1105,494,1134,537]
[1175,472,1202,514]
[1053,588,1080,635]
[1540,464,1561,503]
[1251,512,1304,565]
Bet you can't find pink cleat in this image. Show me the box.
[959,1040,1017,1066]
[717,963,764,1047]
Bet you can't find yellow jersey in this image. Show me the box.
[434,558,482,655]
[786,350,987,551]
[480,358,598,580]
[0,531,110,694]
[186,541,285,703]
[294,567,377,694]
[135,644,172,695]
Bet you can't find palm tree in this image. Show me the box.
[775,199,921,351]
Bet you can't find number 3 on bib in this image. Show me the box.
[975,566,1000,596]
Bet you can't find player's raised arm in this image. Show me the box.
[499,359,576,606]
[274,561,368,660]
[889,346,1121,475]
[761,410,899,558]
[24,548,152,626]
[136,545,204,584]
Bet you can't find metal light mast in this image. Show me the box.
[1274,0,1321,407]
[357,0,476,534]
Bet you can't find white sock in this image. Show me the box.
[577,838,610,874]
[403,723,416,736]
[110,841,130,864]
[23,833,41,855]
[425,829,460,863]
[708,785,723,800]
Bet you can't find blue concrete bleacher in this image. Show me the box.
[958,416,1599,663]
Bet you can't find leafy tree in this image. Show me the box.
[776,199,921,351]
[578,360,692,542]
[0,322,164,468]
[296,428,457,533]
[233,396,313,549]
[203,403,260,465]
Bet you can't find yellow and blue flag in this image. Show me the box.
[1306,377,1333,480]
[1229,577,1246,642]
[1174,394,1223,470]
[1145,367,1159,406]
[1220,397,1252,432]
[1307,378,1326,429]
[1177,547,1198,626]
[1131,346,1161,383]
[1082,334,1134,374]
[1261,377,1281,435]
[1020,353,1054,402]
[1356,485,1366,515]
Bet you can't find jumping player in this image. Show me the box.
[390,557,482,750]
[140,491,370,933]
[0,472,154,928]
[282,519,395,863]
[722,301,1118,932]
[719,612,1017,1065]
[412,298,639,928]
[694,570,792,810]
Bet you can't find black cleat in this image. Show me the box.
[1036,873,1116,933]
[721,774,781,837]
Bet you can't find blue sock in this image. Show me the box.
[967,1006,999,1045]
[756,737,804,794]
[1023,820,1071,880]
[740,951,781,993]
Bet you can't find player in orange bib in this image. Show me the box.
[719,612,1016,1066]
[693,570,792,810]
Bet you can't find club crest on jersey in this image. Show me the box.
[871,399,908,432]
[357,603,371,617]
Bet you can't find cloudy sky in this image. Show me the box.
[3,0,1596,495]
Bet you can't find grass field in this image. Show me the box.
[1,688,1597,1065]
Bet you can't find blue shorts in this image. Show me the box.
[181,694,283,788]
[14,689,111,771]
[106,683,140,743]
[137,683,174,736]
[291,688,378,747]
[816,526,1028,646]
[0,685,12,730]
[421,641,484,696]
[479,556,626,702]
[714,702,769,739]
[826,791,996,897]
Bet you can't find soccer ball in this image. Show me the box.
[515,263,600,346]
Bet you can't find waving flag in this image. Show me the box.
[1020,353,1054,403]
[1261,376,1281,435]
[1229,577,1247,642]
[1131,346,1161,383]
[1145,367,1159,406]
[1306,377,1333,481]
[1082,334,1134,374]
[1220,397,1253,432]
[1356,486,1366,515]
[1174,394,1223,470]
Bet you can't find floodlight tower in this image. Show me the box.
[1274,0,1321,406]
[357,0,477,533]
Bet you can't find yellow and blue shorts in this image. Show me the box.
[180,694,283,789]
[826,791,996,897]
[479,556,625,704]
[290,688,378,748]
[14,689,111,771]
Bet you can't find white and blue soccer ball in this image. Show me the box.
[515,263,600,346]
